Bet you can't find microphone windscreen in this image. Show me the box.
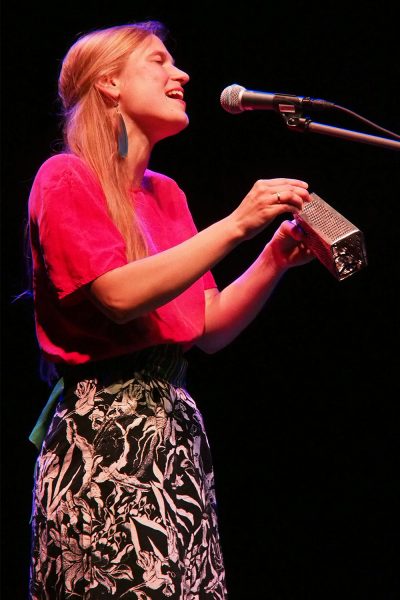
[220,84,245,114]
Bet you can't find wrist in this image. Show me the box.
[259,241,291,276]
[221,214,247,246]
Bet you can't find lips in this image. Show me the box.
[165,88,184,100]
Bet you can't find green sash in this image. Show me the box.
[29,378,64,451]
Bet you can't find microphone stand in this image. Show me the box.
[281,115,400,150]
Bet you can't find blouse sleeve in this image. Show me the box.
[30,156,128,300]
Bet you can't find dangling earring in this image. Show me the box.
[116,104,128,159]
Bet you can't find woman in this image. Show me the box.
[28,21,312,599]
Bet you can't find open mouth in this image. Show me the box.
[166,89,184,101]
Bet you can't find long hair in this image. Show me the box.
[58,21,167,261]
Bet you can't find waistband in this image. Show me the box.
[57,344,188,389]
[30,345,188,453]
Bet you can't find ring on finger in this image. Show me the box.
[276,192,281,203]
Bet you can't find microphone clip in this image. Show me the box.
[281,114,312,133]
[272,98,312,132]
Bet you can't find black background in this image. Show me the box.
[1,1,399,598]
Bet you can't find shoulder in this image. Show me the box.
[29,153,103,220]
[143,169,184,195]
[142,169,194,224]
[33,153,98,189]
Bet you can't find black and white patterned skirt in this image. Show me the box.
[29,345,227,599]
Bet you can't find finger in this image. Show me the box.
[272,190,305,211]
[286,220,306,241]
[278,219,302,238]
[274,185,311,202]
[263,178,309,188]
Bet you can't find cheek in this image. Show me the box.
[121,86,154,115]
[122,76,165,108]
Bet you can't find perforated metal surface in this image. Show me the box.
[220,84,245,114]
[299,193,358,241]
[295,193,367,280]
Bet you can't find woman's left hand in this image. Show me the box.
[268,219,315,269]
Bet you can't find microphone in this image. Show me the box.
[220,84,335,115]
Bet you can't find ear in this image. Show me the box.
[95,75,120,104]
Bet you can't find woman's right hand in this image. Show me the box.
[228,178,310,240]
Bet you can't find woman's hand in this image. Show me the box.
[229,178,310,241]
[267,219,315,270]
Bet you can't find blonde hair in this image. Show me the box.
[58,22,167,261]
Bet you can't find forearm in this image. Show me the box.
[197,245,287,353]
[89,216,242,323]
[89,179,311,324]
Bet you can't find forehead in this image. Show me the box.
[131,34,173,62]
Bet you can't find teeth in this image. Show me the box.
[166,90,184,100]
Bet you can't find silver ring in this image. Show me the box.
[276,192,281,203]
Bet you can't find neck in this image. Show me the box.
[123,123,153,190]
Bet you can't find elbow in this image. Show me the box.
[88,286,138,324]
[88,271,152,324]
[202,345,221,355]
[196,335,224,354]
[107,307,134,325]
[98,297,136,324]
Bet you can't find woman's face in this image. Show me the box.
[118,34,190,144]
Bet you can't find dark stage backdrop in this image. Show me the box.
[2,2,399,599]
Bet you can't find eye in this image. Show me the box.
[151,54,165,64]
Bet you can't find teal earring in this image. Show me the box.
[116,105,128,158]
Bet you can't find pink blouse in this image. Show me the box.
[28,153,217,364]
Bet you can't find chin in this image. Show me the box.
[156,116,190,142]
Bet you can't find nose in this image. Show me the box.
[171,64,190,86]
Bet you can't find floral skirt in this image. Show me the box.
[29,345,227,599]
